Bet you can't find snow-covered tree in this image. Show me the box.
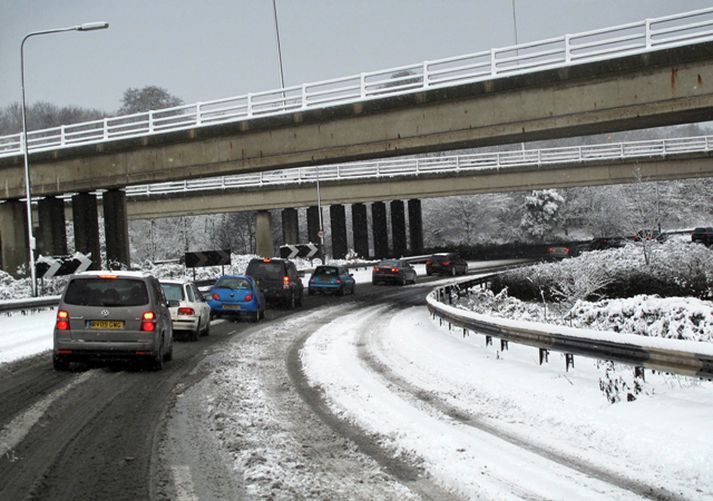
[519,189,565,241]
[118,86,183,114]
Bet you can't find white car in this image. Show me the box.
[159,279,212,341]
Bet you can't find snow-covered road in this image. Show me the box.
[302,303,713,499]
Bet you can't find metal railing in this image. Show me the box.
[1,7,712,160]
[427,275,713,379]
[123,134,713,197]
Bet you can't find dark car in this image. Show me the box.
[308,265,356,296]
[245,257,304,308]
[53,271,173,371]
[372,259,417,285]
[208,275,266,322]
[588,237,627,251]
[426,253,469,276]
[691,227,713,246]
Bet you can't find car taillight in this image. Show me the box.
[56,309,70,331]
[426,260,431,265]
[391,268,399,273]
[212,293,220,300]
[244,294,253,302]
[564,247,570,254]
[178,307,194,315]
[141,311,156,332]
[373,266,379,272]
[442,261,450,266]
[283,276,290,285]
[335,279,341,284]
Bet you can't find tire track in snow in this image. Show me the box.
[357,306,685,501]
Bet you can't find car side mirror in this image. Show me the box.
[168,299,180,307]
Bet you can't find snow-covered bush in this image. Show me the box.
[519,189,565,241]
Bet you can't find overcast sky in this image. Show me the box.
[2,0,712,114]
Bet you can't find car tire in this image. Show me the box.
[351,284,356,295]
[152,341,165,371]
[451,267,456,276]
[53,355,69,371]
[308,288,315,296]
[203,319,211,337]
[164,343,173,362]
[259,308,265,320]
[297,291,303,306]
[426,270,432,276]
[337,285,344,296]
[190,324,200,342]
[287,293,296,309]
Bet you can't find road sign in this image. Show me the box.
[184,249,231,268]
[35,252,92,279]
[279,242,320,259]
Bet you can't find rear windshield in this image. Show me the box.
[64,278,149,307]
[378,260,401,267]
[431,255,452,262]
[161,283,185,302]
[215,277,252,289]
[246,261,284,279]
[314,266,338,277]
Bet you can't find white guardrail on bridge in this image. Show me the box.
[428,275,713,380]
[1,7,713,159]
[122,134,713,197]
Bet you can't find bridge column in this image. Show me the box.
[371,201,388,259]
[390,200,406,258]
[330,204,347,259]
[37,196,67,256]
[351,203,369,258]
[282,208,299,245]
[255,210,274,257]
[103,189,130,270]
[0,200,29,277]
[408,199,424,254]
[72,192,101,270]
[307,206,321,243]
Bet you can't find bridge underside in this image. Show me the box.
[3,42,713,200]
[126,154,713,219]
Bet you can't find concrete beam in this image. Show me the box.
[281,208,299,245]
[37,196,67,256]
[0,200,28,277]
[125,154,713,219]
[390,200,406,258]
[351,203,369,259]
[103,189,130,269]
[372,202,388,259]
[330,204,347,259]
[408,199,423,254]
[5,42,713,199]
[72,192,101,270]
[255,210,274,258]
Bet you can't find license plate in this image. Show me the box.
[89,320,125,330]
[223,305,241,310]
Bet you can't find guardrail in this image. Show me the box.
[427,275,713,379]
[122,134,713,197]
[1,7,712,160]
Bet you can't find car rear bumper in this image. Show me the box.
[372,274,403,283]
[54,339,159,359]
[171,317,200,331]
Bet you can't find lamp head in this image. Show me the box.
[77,22,109,31]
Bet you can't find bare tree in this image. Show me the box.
[624,168,670,265]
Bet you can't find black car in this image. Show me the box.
[426,253,468,276]
[372,259,417,286]
[691,227,713,246]
[245,257,304,308]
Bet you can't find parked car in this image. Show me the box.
[372,259,417,285]
[53,271,173,371]
[546,245,573,260]
[691,227,713,246]
[245,257,303,308]
[308,265,356,296]
[208,275,265,322]
[426,253,468,276]
[160,279,212,341]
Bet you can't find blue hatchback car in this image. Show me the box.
[308,265,356,296]
[208,275,265,322]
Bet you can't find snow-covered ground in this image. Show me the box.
[301,304,713,499]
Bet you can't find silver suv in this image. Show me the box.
[53,271,173,371]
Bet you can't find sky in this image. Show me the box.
[2,0,712,114]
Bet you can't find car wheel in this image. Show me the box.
[53,355,69,371]
[351,284,356,295]
[297,291,303,306]
[308,288,315,296]
[451,267,456,276]
[426,270,432,276]
[203,319,211,337]
[259,307,265,320]
[164,343,173,362]
[287,292,296,309]
[152,340,165,371]
[337,285,344,296]
[463,265,469,275]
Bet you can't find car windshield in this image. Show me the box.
[160,283,184,302]
[247,261,284,280]
[314,266,338,277]
[215,277,252,289]
[64,278,149,307]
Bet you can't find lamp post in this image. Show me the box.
[20,21,109,296]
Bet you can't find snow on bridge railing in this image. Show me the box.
[427,274,713,380]
[124,134,713,197]
[1,7,713,159]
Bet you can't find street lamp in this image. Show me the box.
[20,21,109,296]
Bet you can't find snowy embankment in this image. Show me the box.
[301,305,713,499]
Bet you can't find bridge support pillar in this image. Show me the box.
[371,202,388,259]
[330,204,347,259]
[408,199,423,254]
[103,189,130,270]
[307,206,321,244]
[281,208,299,245]
[351,203,369,259]
[37,196,67,257]
[0,199,29,277]
[255,210,274,258]
[72,192,101,270]
[390,200,406,258]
